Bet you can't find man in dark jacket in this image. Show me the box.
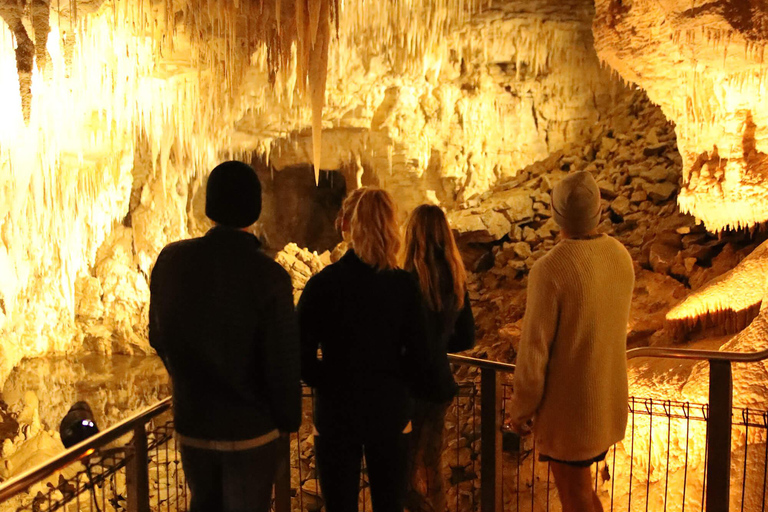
[149,160,301,512]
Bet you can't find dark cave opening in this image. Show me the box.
[255,163,347,253]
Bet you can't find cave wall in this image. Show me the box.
[248,0,627,214]
[0,0,634,383]
[593,0,768,233]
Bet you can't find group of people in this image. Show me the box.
[149,161,634,512]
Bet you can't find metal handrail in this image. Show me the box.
[448,342,768,369]
[448,353,516,373]
[627,346,768,362]
[3,345,765,508]
[0,397,172,503]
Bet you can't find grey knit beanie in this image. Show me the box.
[551,171,601,236]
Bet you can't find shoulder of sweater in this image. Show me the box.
[600,236,635,266]
[528,235,632,278]
[527,254,558,287]
[258,254,293,285]
[304,257,354,293]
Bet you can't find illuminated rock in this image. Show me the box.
[667,239,768,334]
[0,0,629,384]
[593,0,768,233]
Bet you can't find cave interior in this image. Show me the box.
[0,0,768,509]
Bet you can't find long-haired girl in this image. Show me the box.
[403,204,475,512]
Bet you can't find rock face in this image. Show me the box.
[275,244,331,303]
[258,0,627,214]
[593,0,768,233]
[0,0,630,384]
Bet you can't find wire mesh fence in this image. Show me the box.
[0,409,186,512]
[2,372,768,512]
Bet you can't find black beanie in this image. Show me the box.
[205,161,262,228]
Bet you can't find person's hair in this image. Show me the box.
[403,204,467,311]
[349,189,400,270]
[335,187,368,236]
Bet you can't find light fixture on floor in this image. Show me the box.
[60,402,102,512]
[59,402,99,449]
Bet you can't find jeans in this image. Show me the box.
[315,432,410,512]
[406,399,451,512]
[180,439,278,512]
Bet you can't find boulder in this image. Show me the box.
[449,189,535,243]
[639,164,672,182]
[611,195,632,216]
[649,241,680,275]
[597,179,618,199]
[512,242,532,259]
[630,190,648,203]
[643,182,677,202]
[535,218,560,239]
[642,142,671,157]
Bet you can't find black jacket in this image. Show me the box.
[419,281,475,402]
[149,226,301,440]
[298,251,432,439]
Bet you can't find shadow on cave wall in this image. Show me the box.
[253,161,347,253]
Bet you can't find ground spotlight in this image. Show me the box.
[59,401,99,449]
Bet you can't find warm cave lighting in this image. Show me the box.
[0,0,503,338]
[666,241,768,334]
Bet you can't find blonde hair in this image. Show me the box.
[403,204,467,311]
[335,187,369,238]
[349,189,401,270]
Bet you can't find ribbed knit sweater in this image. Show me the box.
[509,234,635,461]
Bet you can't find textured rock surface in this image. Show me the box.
[0,354,169,481]
[593,0,768,233]
[0,0,629,384]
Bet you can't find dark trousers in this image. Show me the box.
[315,433,410,512]
[406,400,451,512]
[180,439,278,512]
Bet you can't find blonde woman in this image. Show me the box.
[298,188,433,512]
[403,205,475,512]
[334,186,368,239]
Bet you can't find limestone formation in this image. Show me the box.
[667,239,768,335]
[593,0,768,233]
[275,244,331,303]
[0,0,628,384]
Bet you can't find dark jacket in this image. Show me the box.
[149,226,301,441]
[417,262,475,402]
[298,250,432,439]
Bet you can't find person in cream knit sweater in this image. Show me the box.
[509,171,634,512]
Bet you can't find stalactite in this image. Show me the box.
[307,0,330,184]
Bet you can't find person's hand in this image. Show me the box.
[509,418,533,436]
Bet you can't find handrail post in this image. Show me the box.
[706,359,732,512]
[481,368,502,512]
[274,434,291,512]
[126,424,150,512]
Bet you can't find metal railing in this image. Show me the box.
[1,347,768,512]
[0,398,186,512]
[624,345,768,512]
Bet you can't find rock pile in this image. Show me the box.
[454,90,767,357]
[275,244,331,303]
[449,90,684,275]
